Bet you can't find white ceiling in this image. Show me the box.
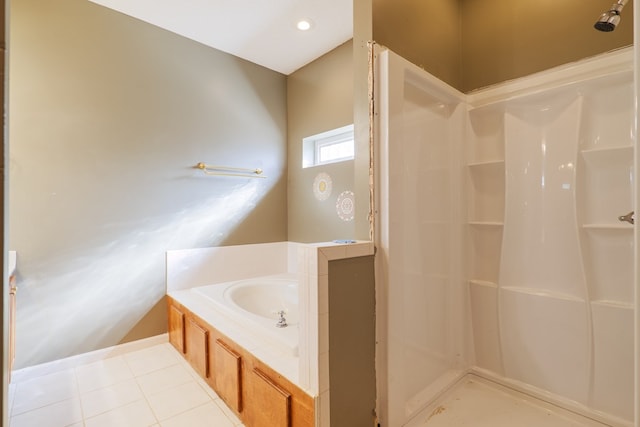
[88,0,353,75]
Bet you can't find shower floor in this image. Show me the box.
[408,375,610,427]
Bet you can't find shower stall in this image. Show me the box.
[374,46,636,427]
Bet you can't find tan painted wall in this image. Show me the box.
[353,0,374,242]
[328,255,376,427]
[287,41,356,243]
[461,0,633,92]
[10,0,287,367]
[373,0,462,89]
[371,0,633,92]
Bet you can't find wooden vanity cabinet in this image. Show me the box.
[238,347,315,427]
[185,317,209,378]
[167,297,314,427]
[213,339,242,413]
[246,368,292,427]
[168,304,185,353]
[169,302,209,377]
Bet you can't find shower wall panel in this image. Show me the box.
[467,68,635,424]
[376,51,468,427]
[577,74,635,422]
[499,95,590,404]
[378,47,635,427]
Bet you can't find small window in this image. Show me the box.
[302,124,354,168]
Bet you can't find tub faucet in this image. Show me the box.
[275,310,288,328]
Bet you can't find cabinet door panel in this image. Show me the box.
[168,304,185,353]
[248,368,291,427]
[186,318,209,378]
[214,339,242,413]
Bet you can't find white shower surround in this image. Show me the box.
[375,46,636,427]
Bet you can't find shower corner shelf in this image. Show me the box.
[467,159,505,168]
[580,145,633,165]
[468,221,504,227]
[590,299,634,310]
[580,145,633,155]
[582,223,633,230]
[468,279,498,288]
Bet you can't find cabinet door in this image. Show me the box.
[186,317,209,378]
[248,368,291,427]
[214,339,242,413]
[168,304,185,354]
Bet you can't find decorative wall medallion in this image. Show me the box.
[313,172,332,201]
[336,190,355,221]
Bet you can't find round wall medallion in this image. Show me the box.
[313,173,332,201]
[336,190,355,221]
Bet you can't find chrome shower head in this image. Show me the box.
[594,0,628,32]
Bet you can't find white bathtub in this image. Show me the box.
[191,273,299,356]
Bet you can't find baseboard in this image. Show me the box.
[11,334,169,384]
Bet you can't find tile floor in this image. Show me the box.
[10,343,617,427]
[9,343,244,427]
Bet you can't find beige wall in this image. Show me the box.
[372,0,633,92]
[461,0,633,92]
[373,0,462,89]
[328,255,376,427]
[10,0,287,367]
[353,0,374,242]
[287,41,356,243]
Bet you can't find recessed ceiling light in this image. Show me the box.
[296,19,313,31]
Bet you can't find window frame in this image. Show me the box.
[302,124,355,168]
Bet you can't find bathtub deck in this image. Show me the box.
[409,376,612,427]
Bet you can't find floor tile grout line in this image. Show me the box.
[135,375,194,400]
[81,397,156,426]
[138,376,203,424]
[80,377,151,422]
[128,360,183,379]
[11,371,82,418]
[121,346,183,379]
[75,355,136,395]
[71,366,86,427]
[79,345,187,425]
[139,391,162,427]
[10,369,82,417]
[158,400,220,425]
[8,396,82,422]
[140,371,221,424]
[132,365,200,426]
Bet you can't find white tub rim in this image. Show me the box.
[190,273,299,356]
